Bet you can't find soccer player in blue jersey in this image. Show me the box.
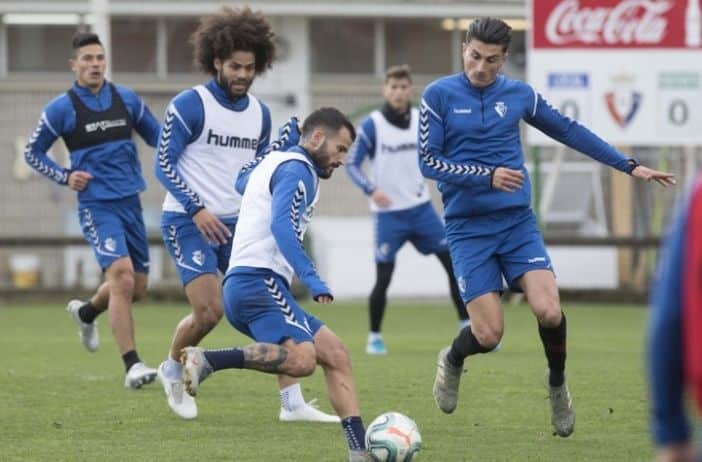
[421,17,676,437]
[346,65,469,355]
[179,107,372,462]
[154,7,337,423]
[24,32,160,389]
[649,176,702,462]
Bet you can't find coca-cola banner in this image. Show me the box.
[533,0,691,48]
[528,0,702,145]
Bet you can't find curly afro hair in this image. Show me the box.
[190,6,276,76]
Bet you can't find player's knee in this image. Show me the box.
[287,349,317,377]
[324,342,352,372]
[472,322,503,349]
[110,267,136,298]
[194,302,222,330]
[537,306,562,328]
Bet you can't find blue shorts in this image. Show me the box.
[446,208,553,304]
[161,212,236,286]
[78,195,149,273]
[222,268,324,345]
[374,201,448,263]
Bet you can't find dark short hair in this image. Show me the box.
[190,6,275,76]
[72,32,102,51]
[385,64,412,83]
[465,17,512,52]
[301,107,356,142]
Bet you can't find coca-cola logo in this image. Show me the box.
[544,0,674,46]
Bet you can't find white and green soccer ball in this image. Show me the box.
[365,412,422,462]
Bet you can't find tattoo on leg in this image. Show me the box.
[243,343,288,372]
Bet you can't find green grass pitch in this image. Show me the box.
[0,300,653,461]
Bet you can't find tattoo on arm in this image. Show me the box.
[243,343,288,373]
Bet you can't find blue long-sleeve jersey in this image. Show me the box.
[154,79,271,217]
[648,186,693,446]
[419,73,636,218]
[346,117,377,195]
[25,81,160,202]
[235,145,329,297]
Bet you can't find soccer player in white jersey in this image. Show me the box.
[179,108,373,462]
[346,65,470,355]
[154,7,337,423]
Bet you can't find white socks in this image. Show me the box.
[368,332,382,342]
[280,383,306,411]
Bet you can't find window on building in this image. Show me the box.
[111,18,157,73]
[167,18,198,74]
[385,19,453,75]
[7,25,77,72]
[310,18,374,74]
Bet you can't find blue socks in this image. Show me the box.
[342,416,366,450]
[203,348,245,371]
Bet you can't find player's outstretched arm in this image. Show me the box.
[526,89,677,187]
[631,165,676,188]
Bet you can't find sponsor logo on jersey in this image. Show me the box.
[207,129,258,150]
[85,119,127,133]
[380,142,417,154]
[453,108,473,114]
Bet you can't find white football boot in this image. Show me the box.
[124,362,157,389]
[546,370,575,437]
[279,398,340,423]
[66,299,99,352]
[157,362,197,419]
[181,346,213,397]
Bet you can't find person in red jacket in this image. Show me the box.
[649,175,702,462]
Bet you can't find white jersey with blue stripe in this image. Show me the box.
[160,84,264,220]
[228,151,319,286]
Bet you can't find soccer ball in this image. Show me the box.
[365,412,422,462]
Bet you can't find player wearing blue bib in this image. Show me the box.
[154,7,337,423]
[179,108,373,462]
[346,65,469,355]
[25,33,160,389]
[422,18,675,437]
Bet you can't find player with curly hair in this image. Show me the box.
[154,7,337,424]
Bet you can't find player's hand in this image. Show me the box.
[371,190,392,208]
[656,442,694,462]
[68,170,93,191]
[631,165,677,187]
[491,167,524,192]
[314,294,334,304]
[193,208,232,245]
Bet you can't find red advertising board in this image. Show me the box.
[532,0,696,49]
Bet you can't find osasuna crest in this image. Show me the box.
[104,237,116,252]
[192,250,205,266]
[604,74,643,128]
[457,276,467,294]
[494,101,507,118]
